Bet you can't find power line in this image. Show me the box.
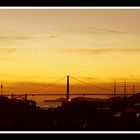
[70,76,114,92]
[27,76,66,94]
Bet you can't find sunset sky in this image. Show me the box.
[0,9,140,97]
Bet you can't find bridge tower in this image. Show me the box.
[66,75,70,101]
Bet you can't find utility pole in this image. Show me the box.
[66,75,70,101]
[132,83,135,95]
[25,94,27,100]
[11,93,14,100]
[114,79,116,97]
[124,79,126,98]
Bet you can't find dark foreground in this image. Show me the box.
[0,94,140,131]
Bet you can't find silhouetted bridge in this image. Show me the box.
[2,93,134,101]
[0,75,137,101]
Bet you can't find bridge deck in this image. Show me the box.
[2,93,134,96]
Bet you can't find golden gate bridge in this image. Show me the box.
[0,75,137,101]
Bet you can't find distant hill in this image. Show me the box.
[127,92,140,103]
[44,97,103,103]
[71,97,103,102]
[43,91,140,104]
[44,97,67,102]
[106,92,140,103]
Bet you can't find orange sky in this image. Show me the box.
[0,8,140,100]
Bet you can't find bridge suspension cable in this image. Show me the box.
[26,76,66,94]
[70,76,114,92]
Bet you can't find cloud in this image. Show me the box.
[0,73,19,79]
[14,35,32,40]
[45,35,58,39]
[52,48,108,55]
[78,76,97,80]
[61,26,126,36]
[0,35,32,41]
[53,47,140,55]
[0,34,59,42]
[0,48,17,55]
[21,75,41,79]
[85,26,126,34]
[118,48,140,52]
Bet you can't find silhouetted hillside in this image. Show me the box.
[44,97,67,102]
[1,92,140,130]
[128,92,140,103]
[0,96,39,112]
[44,97,103,102]
[71,97,103,102]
